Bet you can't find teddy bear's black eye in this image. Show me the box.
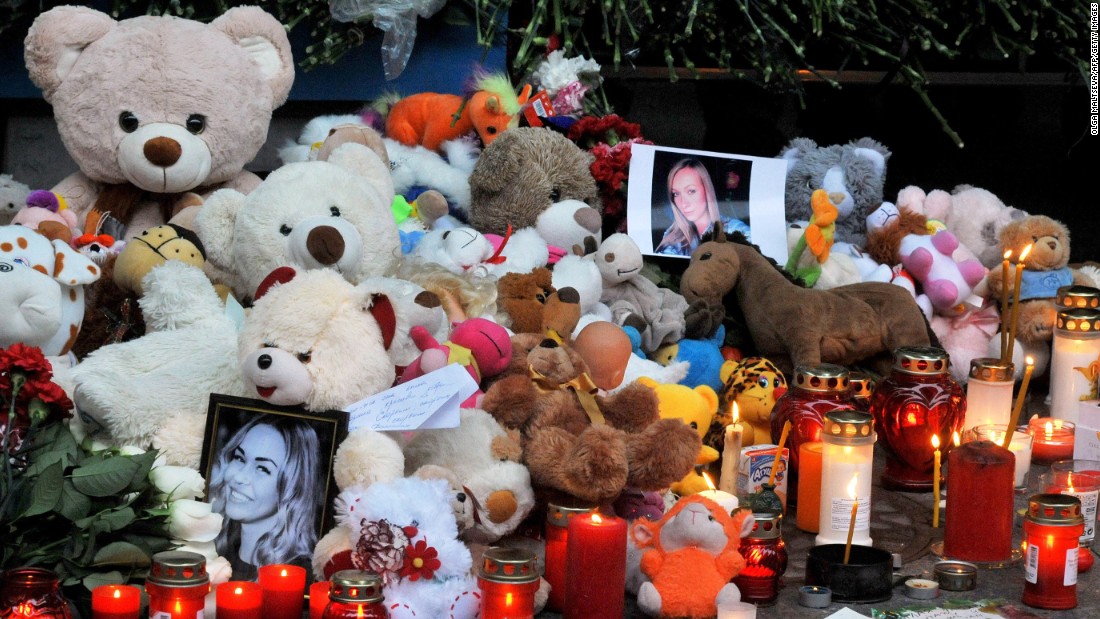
[330,206,341,217]
[549,189,561,202]
[758,377,769,388]
[689,421,698,430]
[1032,236,1039,242]
[442,230,450,240]
[118,112,139,133]
[773,377,782,388]
[185,114,206,135]
[700,252,712,261]
[297,351,311,363]
[279,224,292,236]
[708,515,716,521]
[536,293,547,304]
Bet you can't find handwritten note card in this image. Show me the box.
[345,363,478,432]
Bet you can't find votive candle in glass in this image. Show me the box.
[971,424,1033,489]
[145,551,209,619]
[770,364,855,482]
[91,584,140,619]
[215,582,262,619]
[477,547,540,619]
[1029,418,1076,465]
[564,512,627,619]
[1056,285,1100,311]
[543,502,594,613]
[733,513,788,605]
[258,565,306,619]
[816,411,875,547]
[1049,309,1100,423]
[943,440,1015,563]
[965,358,1015,429]
[308,581,330,619]
[796,441,823,533]
[1048,460,1100,573]
[1023,494,1085,610]
[321,571,386,619]
[716,600,757,619]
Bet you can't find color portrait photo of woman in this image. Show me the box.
[655,157,752,256]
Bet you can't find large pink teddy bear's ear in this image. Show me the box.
[210,6,296,107]
[24,6,116,101]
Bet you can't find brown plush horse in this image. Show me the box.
[680,224,932,375]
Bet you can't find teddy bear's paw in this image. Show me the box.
[527,425,628,502]
[625,418,702,491]
[637,581,663,616]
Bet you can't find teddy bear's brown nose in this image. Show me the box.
[574,207,601,233]
[485,490,517,524]
[306,226,346,265]
[1048,240,1058,251]
[143,137,182,167]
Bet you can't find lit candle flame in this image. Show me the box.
[952,431,961,447]
[847,474,858,500]
[113,588,121,600]
[1026,355,1035,366]
[1045,421,1054,439]
[931,434,940,450]
[702,471,717,491]
[1003,249,1012,260]
[591,513,603,524]
[281,568,288,578]
[234,587,243,595]
[1019,244,1033,262]
[732,402,740,424]
[506,592,514,607]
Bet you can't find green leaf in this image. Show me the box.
[70,456,140,497]
[23,448,69,477]
[124,450,159,493]
[82,571,125,592]
[58,480,92,522]
[20,461,64,518]
[93,542,151,568]
[100,507,136,532]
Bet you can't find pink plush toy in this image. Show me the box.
[899,230,987,313]
[399,317,512,407]
[11,190,79,239]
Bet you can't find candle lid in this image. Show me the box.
[148,551,208,588]
[793,364,850,393]
[823,410,876,445]
[1056,308,1100,335]
[329,570,383,603]
[746,512,783,540]
[546,501,596,528]
[893,347,949,375]
[1057,285,1100,310]
[968,357,1014,383]
[478,547,539,584]
[849,372,876,399]
[1026,493,1084,525]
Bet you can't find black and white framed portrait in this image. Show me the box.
[201,394,348,581]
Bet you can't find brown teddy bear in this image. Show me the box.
[496,268,582,336]
[987,215,1093,343]
[479,333,700,504]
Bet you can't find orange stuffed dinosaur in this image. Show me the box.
[631,496,755,618]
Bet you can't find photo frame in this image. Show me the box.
[626,143,789,263]
[200,394,349,581]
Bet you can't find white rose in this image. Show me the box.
[151,465,206,500]
[206,556,233,585]
[118,445,146,456]
[168,499,224,542]
[173,540,220,561]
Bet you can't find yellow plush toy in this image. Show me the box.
[637,377,719,495]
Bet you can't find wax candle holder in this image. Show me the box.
[563,512,626,619]
[715,600,757,619]
[965,358,1015,429]
[816,411,875,547]
[321,571,386,619]
[970,424,1033,490]
[942,440,1016,564]
[771,364,855,480]
[1023,494,1085,610]
[1049,308,1100,423]
[933,561,978,591]
[543,502,595,613]
[805,544,893,603]
[145,551,209,619]
[1057,285,1100,310]
[871,347,966,492]
[91,584,140,619]
[215,582,262,619]
[477,547,540,619]
[1028,418,1076,465]
[733,512,788,605]
[259,564,306,619]
[0,568,72,619]
[848,372,876,413]
[796,441,824,533]
[1047,460,1100,573]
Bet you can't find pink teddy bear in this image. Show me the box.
[899,230,987,313]
[399,317,512,408]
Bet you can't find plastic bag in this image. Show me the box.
[329,0,447,80]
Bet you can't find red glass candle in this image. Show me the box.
[258,565,306,619]
[943,440,1016,562]
[871,347,966,491]
[215,582,262,619]
[1045,460,1100,573]
[848,372,876,413]
[91,584,140,619]
[1,568,73,619]
[477,547,540,619]
[1028,418,1076,465]
[543,502,595,612]
[321,571,387,619]
[308,581,331,619]
[145,551,209,619]
[1023,494,1085,610]
[733,512,788,605]
[564,512,627,619]
[771,364,855,482]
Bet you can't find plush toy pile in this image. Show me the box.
[5,4,1097,617]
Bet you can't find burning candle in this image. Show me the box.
[719,403,743,494]
[965,357,1015,429]
[145,551,210,619]
[216,582,262,619]
[769,421,791,488]
[477,547,540,619]
[944,440,1015,563]
[91,584,140,619]
[1001,249,1012,360]
[564,512,627,618]
[543,502,595,612]
[1046,460,1100,574]
[796,441,824,533]
[932,434,942,528]
[308,581,330,619]
[698,471,739,514]
[1023,494,1085,609]
[1005,357,1035,441]
[1029,418,1076,465]
[716,600,758,619]
[258,565,306,619]
[843,475,858,564]
[1049,308,1100,423]
[816,411,875,547]
[971,424,1033,489]
[1007,244,1033,361]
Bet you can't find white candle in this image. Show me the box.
[816,412,875,547]
[699,472,739,514]
[1050,309,1100,423]
[965,358,1014,429]
[720,403,743,494]
[716,600,757,619]
[973,425,1033,489]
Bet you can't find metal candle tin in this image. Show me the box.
[934,560,978,591]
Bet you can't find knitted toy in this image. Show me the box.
[778,137,890,246]
[397,318,513,408]
[25,6,294,240]
[632,497,755,618]
[0,173,31,225]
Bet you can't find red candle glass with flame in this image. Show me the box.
[258,565,306,619]
[543,502,595,612]
[144,551,209,619]
[320,571,387,619]
[733,512,788,605]
[215,582,262,619]
[564,512,627,618]
[1029,418,1076,465]
[91,585,140,619]
[771,364,856,483]
[1023,494,1085,610]
[871,347,966,491]
[477,547,540,619]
